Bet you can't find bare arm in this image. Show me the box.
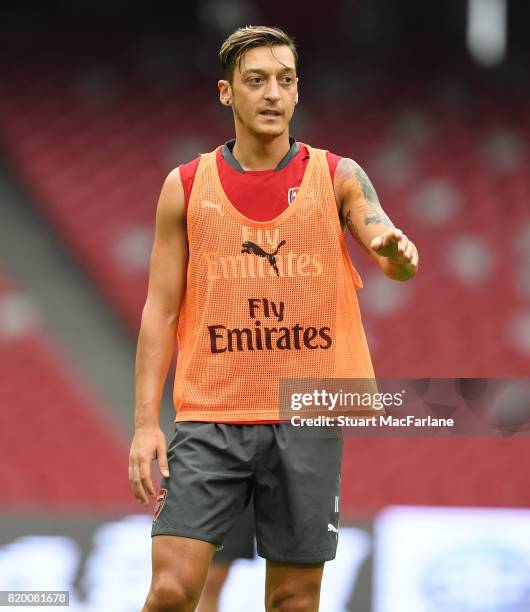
[129,168,188,504]
[334,157,419,281]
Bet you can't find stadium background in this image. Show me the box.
[0,0,529,609]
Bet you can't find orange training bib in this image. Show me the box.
[173,144,375,422]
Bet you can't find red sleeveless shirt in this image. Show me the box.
[179,142,341,222]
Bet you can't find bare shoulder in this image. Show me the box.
[334,157,379,205]
[155,168,186,234]
[161,167,185,205]
[145,167,188,312]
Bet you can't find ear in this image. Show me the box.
[218,79,232,106]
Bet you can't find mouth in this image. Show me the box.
[258,110,283,118]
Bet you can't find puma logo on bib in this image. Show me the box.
[241,240,286,277]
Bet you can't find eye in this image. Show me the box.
[248,77,263,85]
[282,76,294,84]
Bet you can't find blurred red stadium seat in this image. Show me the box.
[0,273,137,513]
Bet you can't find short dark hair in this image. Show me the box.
[219,25,298,82]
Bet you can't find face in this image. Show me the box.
[218,44,298,139]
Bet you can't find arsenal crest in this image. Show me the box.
[153,487,168,521]
[287,187,299,205]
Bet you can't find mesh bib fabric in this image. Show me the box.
[173,143,375,422]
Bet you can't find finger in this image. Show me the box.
[128,458,135,491]
[411,250,419,269]
[157,445,170,479]
[132,462,147,504]
[132,461,149,505]
[380,233,391,249]
[404,244,414,261]
[385,229,403,248]
[389,228,403,243]
[140,461,156,499]
[371,236,383,251]
[398,236,409,256]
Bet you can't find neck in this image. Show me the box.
[231,127,291,171]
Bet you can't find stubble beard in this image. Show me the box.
[232,101,289,140]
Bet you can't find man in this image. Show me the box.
[129,25,418,612]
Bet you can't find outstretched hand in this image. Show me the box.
[370,229,419,271]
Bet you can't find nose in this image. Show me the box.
[264,77,281,103]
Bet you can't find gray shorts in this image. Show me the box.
[214,502,255,561]
[151,422,343,563]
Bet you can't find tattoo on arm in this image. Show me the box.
[353,165,379,204]
[366,214,391,226]
[352,163,394,228]
[345,209,371,255]
[337,158,395,253]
